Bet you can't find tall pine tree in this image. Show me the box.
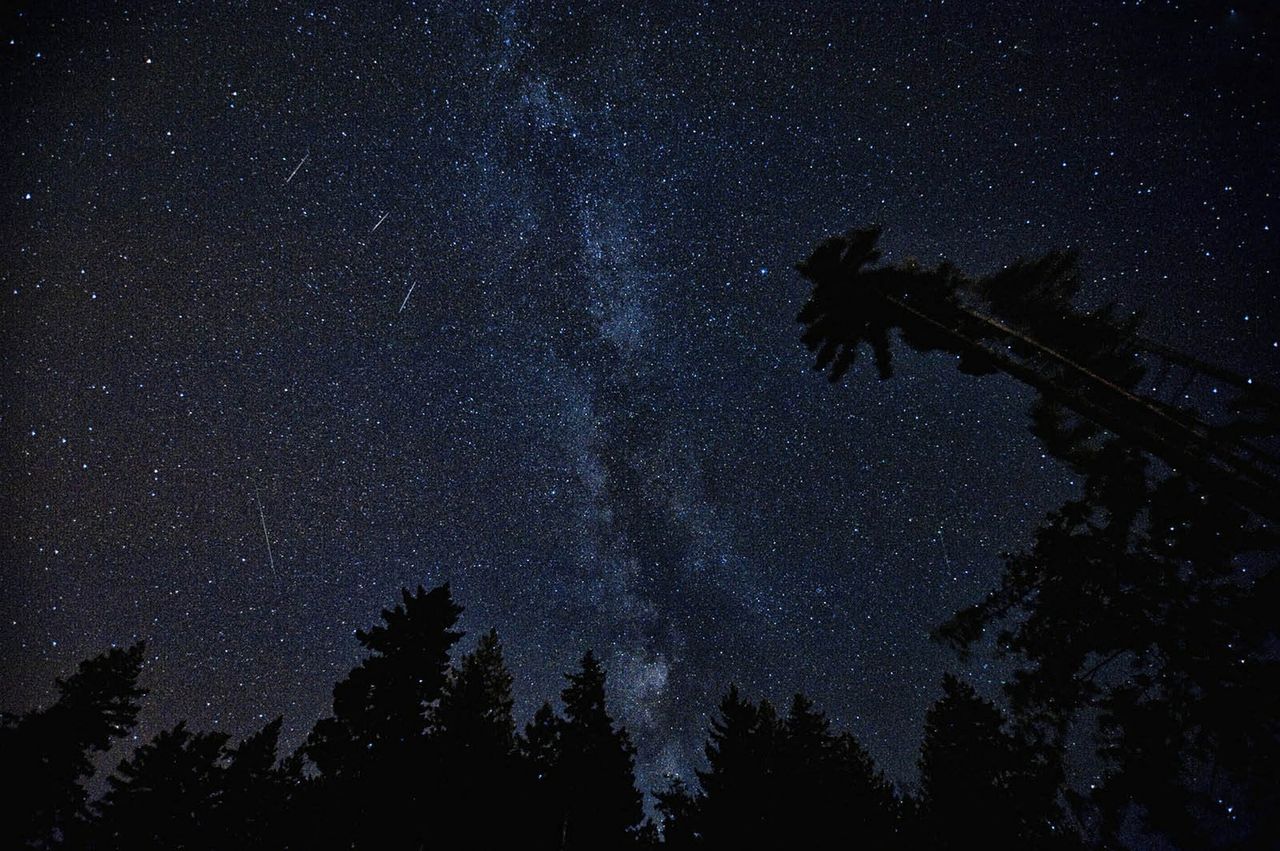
[302,583,463,849]
[91,722,230,851]
[670,687,898,849]
[555,650,644,850]
[434,628,525,846]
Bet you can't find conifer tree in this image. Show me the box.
[918,675,1069,850]
[0,642,146,848]
[302,583,463,849]
[780,694,898,847]
[653,777,703,849]
[556,650,644,850]
[221,717,288,849]
[693,686,778,847]
[434,628,524,846]
[797,226,1279,845]
[86,717,291,850]
[676,687,898,849]
[437,628,516,762]
[519,700,567,848]
[91,722,230,851]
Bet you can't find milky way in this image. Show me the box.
[3,2,1277,799]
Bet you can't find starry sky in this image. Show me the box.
[3,1,1277,798]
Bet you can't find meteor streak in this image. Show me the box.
[255,489,277,576]
[399,281,416,313]
[284,151,309,184]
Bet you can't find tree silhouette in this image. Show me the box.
[14,567,1267,846]
[91,722,230,850]
[689,685,778,847]
[777,693,899,848]
[653,777,703,849]
[302,583,464,849]
[433,628,527,847]
[221,717,289,849]
[538,650,644,850]
[437,628,516,763]
[662,686,898,849]
[0,642,146,849]
[520,699,568,848]
[85,716,288,850]
[934,396,1279,846]
[795,226,1280,522]
[917,675,1071,850]
[796,226,1280,846]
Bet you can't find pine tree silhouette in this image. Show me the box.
[519,700,567,848]
[91,722,230,850]
[780,695,898,848]
[795,226,1280,521]
[797,225,1280,847]
[302,583,463,849]
[434,628,527,847]
[83,716,289,850]
[693,686,779,847]
[553,650,644,850]
[917,675,1070,850]
[653,777,703,849]
[671,686,898,850]
[221,717,288,850]
[1,642,146,849]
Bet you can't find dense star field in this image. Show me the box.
[2,1,1276,798]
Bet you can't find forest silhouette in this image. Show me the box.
[4,228,1276,849]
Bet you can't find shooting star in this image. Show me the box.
[284,151,309,184]
[255,488,278,576]
[399,281,417,313]
[371,211,390,233]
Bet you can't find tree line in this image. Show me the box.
[5,583,1070,849]
[3,583,1080,850]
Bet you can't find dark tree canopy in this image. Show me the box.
[795,226,1280,521]
[1,642,146,849]
[6,567,1269,848]
[660,685,900,850]
[797,226,1280,848]
[556,650,646,850]
[918,675,1070,850]
[302,583,464,849]
[433,628,526,847]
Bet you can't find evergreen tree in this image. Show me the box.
[436,628,516,763]
[0,642,146,848]
[85,717,290,850]
[692,686,778,847]
[827,731,903,845]
[556,650,644,850]
[221,717,289,850]
[519,700,567,848]
[654,777,703,849]
[434,628,525,847]
[521,700,563,781]
[90,722,230,850]
[780,695,897,847]
[676,687,898,849]
[797,226,1280,846]
[302,583,464,849]
[917,675,1070,850]
[776,693,832,844]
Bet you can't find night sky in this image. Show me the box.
[3,1,1277,799]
